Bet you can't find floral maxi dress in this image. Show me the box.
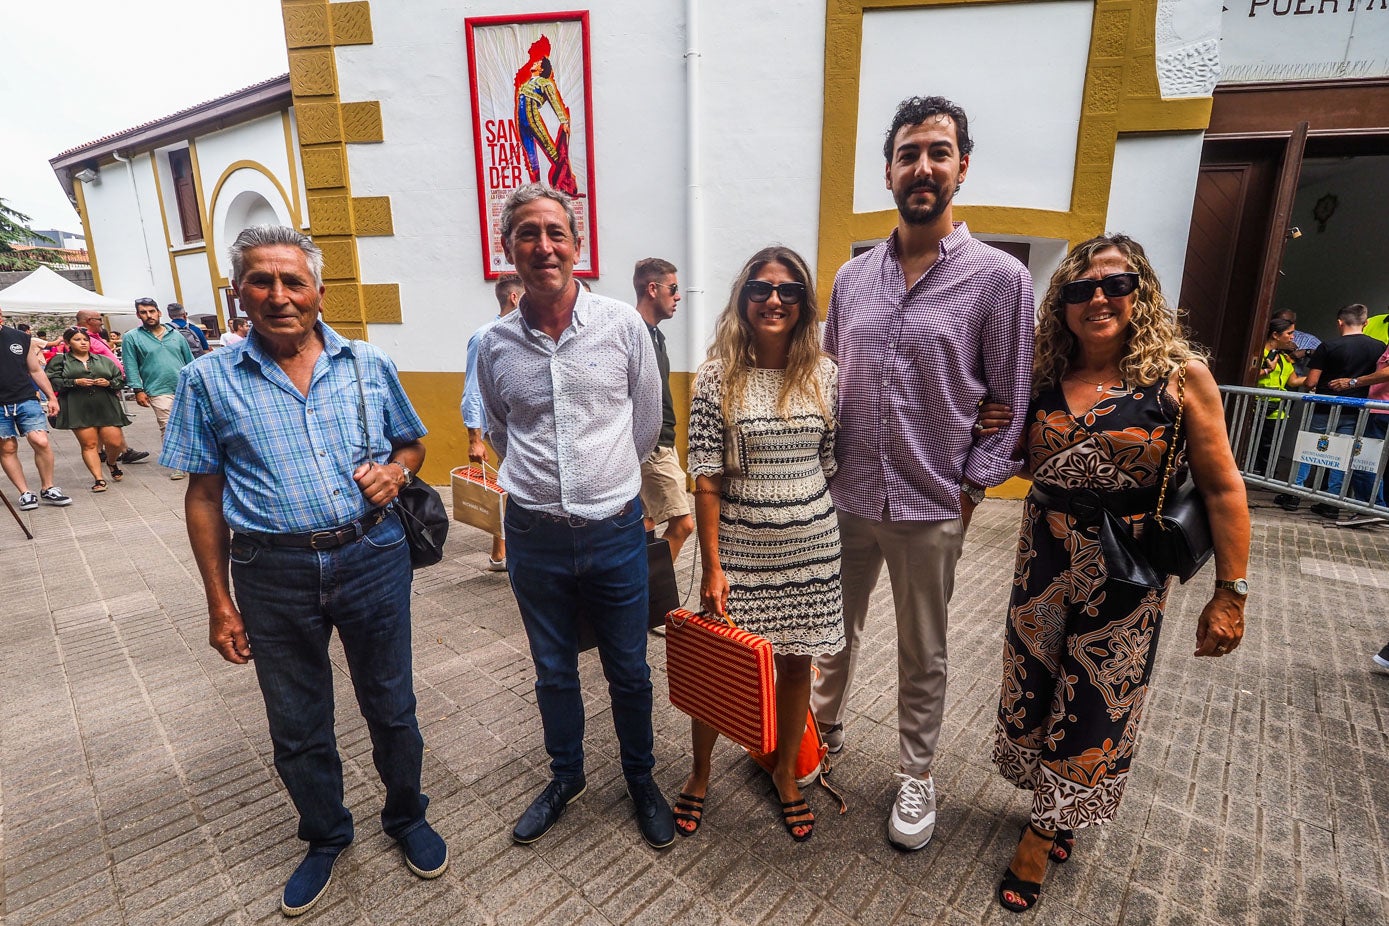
[993,379,1183,830]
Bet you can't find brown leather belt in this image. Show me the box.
[238,507,390,551]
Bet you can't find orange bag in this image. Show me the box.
[664,608,776,755]
[745,669,848,813]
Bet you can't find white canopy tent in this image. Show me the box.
[0,266,136,315]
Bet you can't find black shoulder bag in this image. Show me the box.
[1137,364,1215,583]
[350,347,449,568]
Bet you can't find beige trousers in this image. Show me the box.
[149,393,175,442]
[810,511,963,777]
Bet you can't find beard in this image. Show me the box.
[894,178,954,226]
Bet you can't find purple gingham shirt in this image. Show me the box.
[826,223,1034,522]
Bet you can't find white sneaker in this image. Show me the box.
[887,773,936,850]
[170,470,187,481]
[486,556,507,572]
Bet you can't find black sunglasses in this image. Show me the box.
[743,280,806,304]
[651,281,678,295]
[1060,272,1139,305]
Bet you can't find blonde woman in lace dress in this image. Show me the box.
[673,246,844,843]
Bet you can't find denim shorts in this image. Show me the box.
[0,400,48,439]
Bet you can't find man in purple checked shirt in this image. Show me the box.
[810,96,1034,852]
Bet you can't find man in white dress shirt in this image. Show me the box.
[475,183,673,850]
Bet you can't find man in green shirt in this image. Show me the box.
[123,297,195,478]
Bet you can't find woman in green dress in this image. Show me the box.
[45,327,133,492]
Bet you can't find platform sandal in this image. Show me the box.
[672,792,705,836]
[780,799,814,842]
[1049,828,1075,863]
[91,479,107,493]
[108,463,123,482]
[998,823,1054,913]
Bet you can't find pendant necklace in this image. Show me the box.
[1068,372,1122,393]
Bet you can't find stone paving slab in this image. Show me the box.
[2,407,1388,924]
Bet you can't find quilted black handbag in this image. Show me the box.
[1137,365,1214,583]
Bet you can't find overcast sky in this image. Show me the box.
[2,0,289,234]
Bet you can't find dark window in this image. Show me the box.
[169,149,203,243]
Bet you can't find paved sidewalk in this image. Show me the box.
[2,407,1387,926]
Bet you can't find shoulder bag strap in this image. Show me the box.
[1153,363,1187,524]
[348,343,372,466]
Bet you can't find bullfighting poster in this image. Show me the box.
[466,11,598,279]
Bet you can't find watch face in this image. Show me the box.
[1235,579,1249,595]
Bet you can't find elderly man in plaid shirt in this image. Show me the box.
[163,225,447,916]
[810,96,1035,851]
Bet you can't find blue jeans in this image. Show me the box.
[0,399,47,439]
[1307,410,1387,502]
[504,498,655,784]
[229,511,427,849]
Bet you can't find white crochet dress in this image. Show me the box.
[686,359,845,656]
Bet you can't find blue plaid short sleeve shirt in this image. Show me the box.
[160,322,427,535]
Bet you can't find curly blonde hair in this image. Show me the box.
[1034,233,1207,394]
[706,246,831,423]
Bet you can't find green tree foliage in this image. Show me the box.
[0,198,63,271]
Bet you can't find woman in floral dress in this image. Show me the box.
[991,235,1250,912]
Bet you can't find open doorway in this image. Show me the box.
[1276,154,1389,344]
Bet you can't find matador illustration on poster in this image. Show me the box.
[513,36,580,196]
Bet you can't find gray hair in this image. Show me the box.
[228,225,324,287]
[498,184,579,247]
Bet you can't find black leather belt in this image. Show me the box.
[239,507,390,550]
[526,499,635,528]
[1028,482,1160,523]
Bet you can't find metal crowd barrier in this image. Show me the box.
[1220,385,1389,519]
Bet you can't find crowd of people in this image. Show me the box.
[26,92,1381,920]
[0,300,261,505]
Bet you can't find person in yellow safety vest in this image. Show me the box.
[1364,313,1387,345]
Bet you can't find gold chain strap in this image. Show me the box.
[1152,364,1187,528]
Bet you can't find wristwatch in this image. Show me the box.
[390,460,413,485]
[1350,377,1359,388]
[960,481,986,506]
[1215,578,1249,596]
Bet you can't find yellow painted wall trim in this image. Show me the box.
[281,112,305,226]
[72,181,104,294]
[278,0,401,331]
[362,283,402,323]
[170,245,208,257]
[207,159,299,236]
[817,0,1213,291]
[148,155,184,305]
[186,139,224,323]
[330,2,373,45]
[340,102,384,143]
[352,196,393,236]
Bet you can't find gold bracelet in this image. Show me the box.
[693,487,720,496]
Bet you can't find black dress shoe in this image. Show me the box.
[1273,494,1300,511]
[513,777,586,844]
[627,775,675,849]
[1310,503,1340,519]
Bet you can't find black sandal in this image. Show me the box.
[672,792,705,836]
[1049,828,1075,863]
[108,463,123,482]
[998,824,1054,913]
[91,479,107,493]
[780,799,814,842]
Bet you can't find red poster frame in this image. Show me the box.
[465,10,600,280]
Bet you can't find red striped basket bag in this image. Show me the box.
[664,608,776,755]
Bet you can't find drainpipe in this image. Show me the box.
[684,0,706,376]
[112,151,156,290]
